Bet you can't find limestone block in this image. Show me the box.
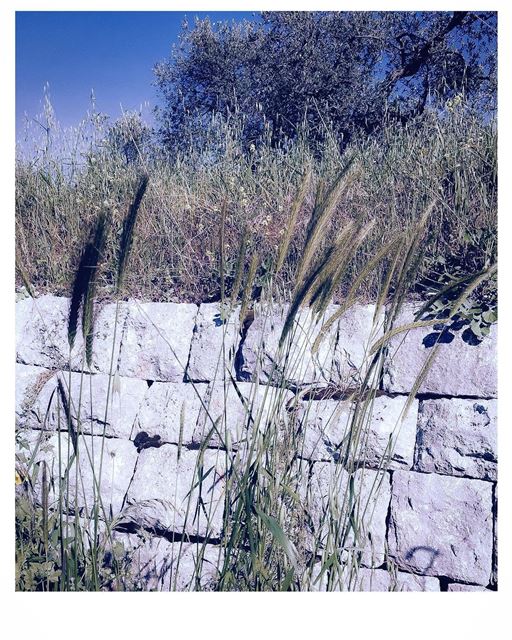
[391,570,441,592]
[383,303,497,397]
[16,366,148,440]
[239,303,338,385]
[447,583,492,591]
[63,372,148,439]
[295,395,418,469]
[186,303,241,382]
[303,462,390,567]
[388,470,493,585]
[136,381,208,446]
[90,302,130,375]
[15,363,56,428]
[117,301,197,381]
[195,381,295,449]
[311,565,440,591]
[125,537,223,591]
[125,445,227,537]
[415,399,497,481]
[16,295,84,370]
[16,431,137,517]
[331,304,385,387]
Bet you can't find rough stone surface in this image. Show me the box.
[391,570,441,592]
[187,303,241,382]
[63,372,148,439]
[295,395,418,469]
[447,583,492,591]
[16,367,147,439]
[240,304,338,385]
[331,304,385,388]
[415,399,497,481]
[15,363,56,428]
[136,381,208,445]
[124,537,223,591]
[16,285,31,302]
[195,381,294,449]
[72,435,137,516]
[16,295,84,370]
[388,470,493,585]
[17,431,137,516]
[383,303,497,397]
[125,445,227,537]
[303,462,390,567]
[117,301,197,381]
[90,302,130,375]
[14,296,499,590]
[311,565,439,591]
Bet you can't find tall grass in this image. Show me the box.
[15,99,497,591]
[16,99,496,305]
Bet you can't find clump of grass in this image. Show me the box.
[15,98,496,304]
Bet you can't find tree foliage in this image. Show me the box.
[154,11,496,152]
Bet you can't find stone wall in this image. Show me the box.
[15,295,497,591]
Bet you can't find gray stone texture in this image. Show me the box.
[16,366,148,439]
[136,381,208,445]
[195,380,294,449]
[311,565,440,591]
[447,583,492,591]
[15,363,56,428]
[295,395,418,469]
[89,302,130,375]
[303,462,390,567]
[240,303,338,385]
[16,431,137,516]
[383,303,497,397]
[388,470,493,585]
[16,295,84,370]
[125,444,227,537]
[62,372,148,440]
[116,301,197,381]
[66,434,137,516]
[187,303,241,382]
[123,537,223,591]
[415,399,497,481]
[331,303,385,388]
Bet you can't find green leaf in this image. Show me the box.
[254,505,299,571]
[480,324,490,336]
[280,567,295,591]
[482,310,497,324]
[470,320,482,336]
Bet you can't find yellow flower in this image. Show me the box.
[15,470,23,485]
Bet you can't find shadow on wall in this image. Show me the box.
[405,546,441,573]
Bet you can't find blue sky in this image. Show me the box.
[16,11,255,139]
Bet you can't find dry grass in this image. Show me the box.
[15,100,496,305]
